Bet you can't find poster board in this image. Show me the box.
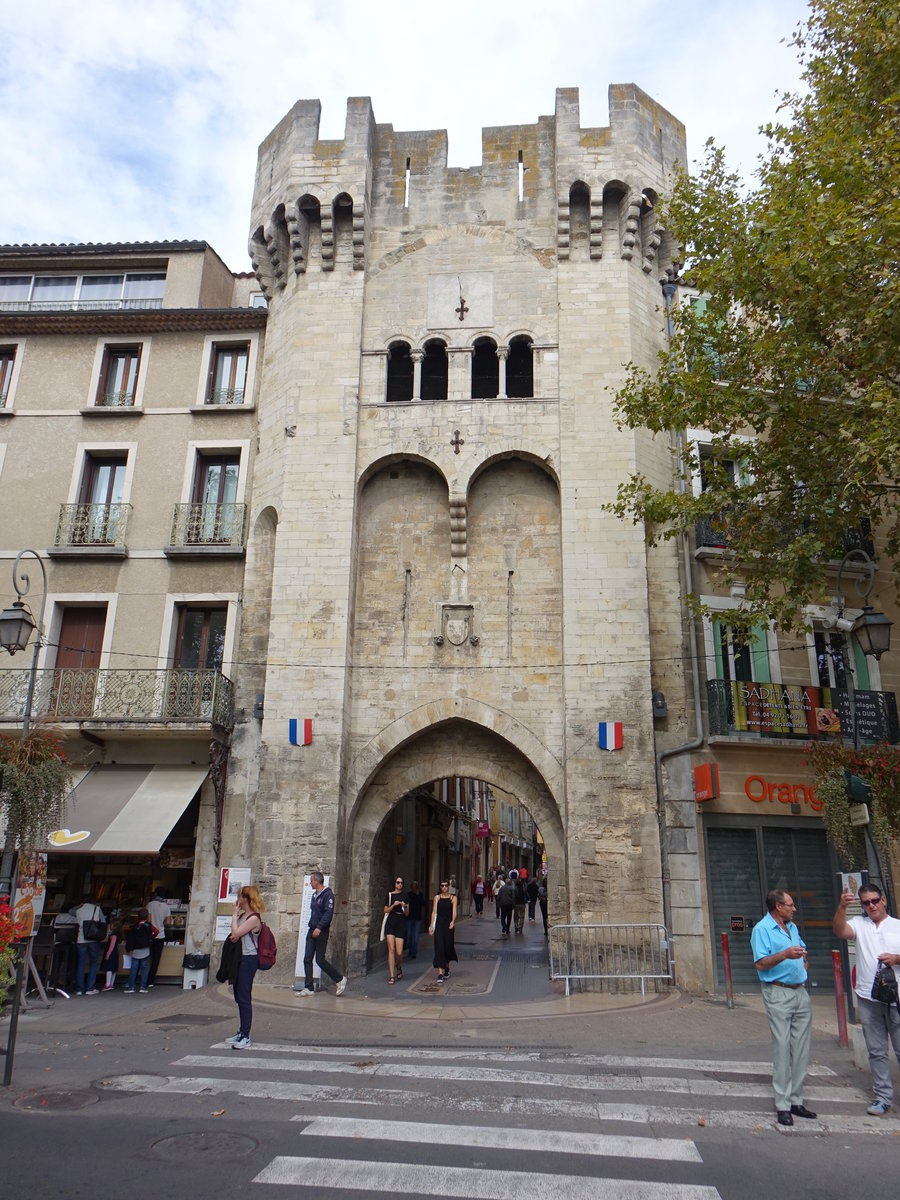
[13,851,48,939]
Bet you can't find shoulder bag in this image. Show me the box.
[82,905,107,942]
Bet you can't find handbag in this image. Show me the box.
[82,906,107,942]
[379,893,390,942]
[871,961,900,1012]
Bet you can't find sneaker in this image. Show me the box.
[123,988,135,994]
[225,1032,244,1045]
[335,977,347,996]
[86,988,100,995]
[102,985,115,992]
[867,1101,892,1116]
[75,990,84,996]
[231,1035,251,1050]
[139,988,149,994]
[294,986,315,996]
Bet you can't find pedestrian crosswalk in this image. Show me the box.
[99,1041,877,1197]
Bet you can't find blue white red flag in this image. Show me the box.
[289,718,313,746]
[598,721,623,751]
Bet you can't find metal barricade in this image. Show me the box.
[549,923,673,996]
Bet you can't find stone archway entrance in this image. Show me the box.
[341,716,565,976]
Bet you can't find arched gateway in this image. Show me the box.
[342,700,565,975]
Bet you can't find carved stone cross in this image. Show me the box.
[450,429,464,455]
[455,297,469,321]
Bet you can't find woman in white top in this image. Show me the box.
[227,885,263,1049]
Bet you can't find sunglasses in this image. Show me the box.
[440,882,449,887]
[861,898,882,908]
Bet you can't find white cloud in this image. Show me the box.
[0,0,811,269]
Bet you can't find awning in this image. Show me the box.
[48,765,209,854]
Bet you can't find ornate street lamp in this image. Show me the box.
[0,549,48,738]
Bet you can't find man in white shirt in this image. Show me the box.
[833,883,900,1115]
[146,887,172,986]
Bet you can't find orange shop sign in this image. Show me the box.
[744,774,822,812]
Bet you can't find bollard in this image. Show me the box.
[832,949,849,1048]
[721,932,735,1010]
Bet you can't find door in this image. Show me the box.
[192,456,239,542]
[79,456,126,543]
[52,607,106,716]
[166,607,227,717]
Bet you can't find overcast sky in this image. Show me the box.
[1,0,812,272]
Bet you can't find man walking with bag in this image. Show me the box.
[833,883,900,1115]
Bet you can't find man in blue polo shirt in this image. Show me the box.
[749,889,817,1127]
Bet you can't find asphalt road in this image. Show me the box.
[2,915,898,1199]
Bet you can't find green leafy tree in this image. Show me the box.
[610,0,900,634]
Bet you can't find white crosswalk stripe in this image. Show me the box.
[97,1040,881,1196]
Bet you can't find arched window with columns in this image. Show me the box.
[471,337,499,399]
[506,336,534,398]
[386,341,413,402]
[421,338,448,401]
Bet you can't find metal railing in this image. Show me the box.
[0,667,234,727]
[169,502,246,548]
[706,678,899,743]
[54,502,131,548]
[95,389,136,408]
[205,387,246,406]
[549,923,673,996]
[0,298,163,313]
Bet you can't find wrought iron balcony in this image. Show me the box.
[168,502,246,550]
[205,386,246,406]
[0,667,234,728]
[694,515,731,550]
[695,514,874,558]
[706,678,899,743]
[54,502,131,549]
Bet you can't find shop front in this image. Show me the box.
[697,746,843,993]
[41,763,207,985]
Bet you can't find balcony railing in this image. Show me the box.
[707,679,899,743]
[169,502,246,548]
[695,515,874,558]
[0,298,163,313]
[96,389,136,408]
[54,502,131,548]
[205,387,246,406]
[0,668,234,728]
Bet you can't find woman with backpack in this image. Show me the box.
[226,885,264,1050]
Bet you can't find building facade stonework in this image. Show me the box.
[222,86,706,982]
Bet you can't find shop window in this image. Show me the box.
[506,336,534,398]
[386,341,413,402]
[96,344,142,408]
[471,337,499,399]
[420,339,448,401]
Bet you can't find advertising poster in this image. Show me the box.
[295,874,329,982]
[218,866,251,902]
[13,851,48,939]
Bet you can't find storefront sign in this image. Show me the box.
[744,774,823,812]
[694,762,720,802]
[476,822,490,838]
[729,682,897,742]
[13,851,47,939]
[730,916,745,933]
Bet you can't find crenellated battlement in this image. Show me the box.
[248,86,686,297]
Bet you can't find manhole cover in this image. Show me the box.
[13,1090,99,1111]
[151,1131,258,1160]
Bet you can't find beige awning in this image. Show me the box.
[48,765,208,854]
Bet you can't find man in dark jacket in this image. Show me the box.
[498,874,516,937]
[295,870,347,997]
[525,875,540,922]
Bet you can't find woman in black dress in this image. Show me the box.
[429,879,458,983]
[383,875,408,984]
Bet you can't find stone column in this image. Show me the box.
[411,349,423,402]
[496,346,508,400]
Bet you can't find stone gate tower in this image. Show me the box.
[222,86,692,978]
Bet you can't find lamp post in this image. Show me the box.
[834,547,892,898]
[0,549,48,739]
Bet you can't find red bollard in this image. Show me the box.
[721,932,735,1010]
[832,949,849,1048]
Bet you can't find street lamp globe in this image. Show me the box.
[0,599,37,656]
[853,605,892,660]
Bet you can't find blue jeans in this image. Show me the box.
[75,940,102,992]
[233,953,259,1035]
[857,995,900,1105]
[406,919,421,957]
[128,955,150,990]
